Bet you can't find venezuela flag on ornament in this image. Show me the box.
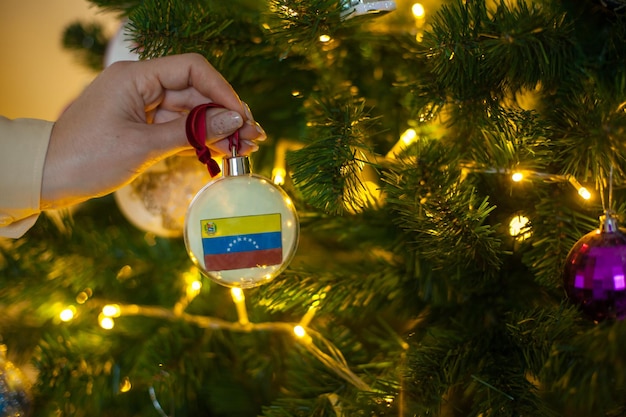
[201,213,283,270]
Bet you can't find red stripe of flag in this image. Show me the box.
[205,248,283,271]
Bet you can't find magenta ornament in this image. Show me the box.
[563,215,626,321]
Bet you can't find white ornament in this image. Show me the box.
[341,0,397,20]
[115,156,212,237]
[104,20,139,67]
[185,156,299,288]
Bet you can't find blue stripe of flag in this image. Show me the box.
[202,231,282,255]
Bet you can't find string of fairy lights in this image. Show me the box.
[391,127,593,240]
[269,123,594,243]
[60,268,377,402]
[52,2,598,414]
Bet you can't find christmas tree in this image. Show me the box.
[3,0,626,415]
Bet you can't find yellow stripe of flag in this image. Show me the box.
[201,213,281,238]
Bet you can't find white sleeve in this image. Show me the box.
[0,116,53,238]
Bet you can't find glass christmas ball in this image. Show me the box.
[185,156,299,289]
[104,19,138,67]
[563,221,626,321]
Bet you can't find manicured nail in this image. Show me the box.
[242,102,254,122]
[243,139,259,152]
[211,111,243,135]
[254,122,267,141]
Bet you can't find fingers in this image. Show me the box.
[130,54,267,155]
[136,53,243,115]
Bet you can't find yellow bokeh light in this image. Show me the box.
[186,279,202,299]
[76,291,90,304]
[231,287,244,302]
[412,3,425,18]
[509,215,532,241]
[319,34,331,43]
[99,317,115,330]
[102,304,121,318]
[119,377,132,393]
[273,167,286,185]
[59,307,75,322]
[293,325,306,338]
[511,172,524,182]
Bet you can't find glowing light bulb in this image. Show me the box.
[412,3,425,19]
[185,280,202,299]
[578,187,591,200]
[319,34,331,43]
[401,128,417,145]
[231,288,244,302]
[102,304,121,318]
[509,215,531,240]
[293,325,306,338]
[273,167,286,185]
[99,316,115,330]
[567,176,591,200]
[59,307,75,322]
[511,172,524,182]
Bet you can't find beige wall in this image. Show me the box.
[0,1,118,121]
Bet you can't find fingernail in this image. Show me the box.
[243,139,259,152]
[254,122,267,141]
[242,102,254,122]
[211,111,243,135]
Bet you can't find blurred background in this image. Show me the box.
[0,0,117,120]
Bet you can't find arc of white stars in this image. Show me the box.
[226,236,260,252]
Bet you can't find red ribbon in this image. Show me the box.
[185,103,241,177]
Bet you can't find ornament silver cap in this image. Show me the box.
[222,155,251,177]
[600,211,619,233]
